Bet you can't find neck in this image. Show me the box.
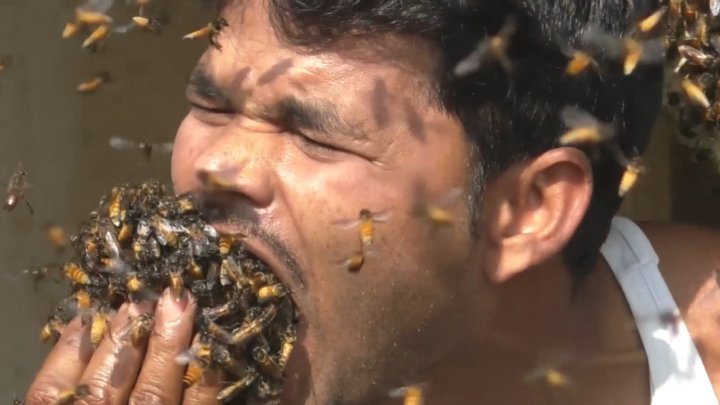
[417,256,647,404]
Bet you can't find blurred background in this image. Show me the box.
[0,0,719,400]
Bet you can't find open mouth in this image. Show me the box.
[42,180,301,403]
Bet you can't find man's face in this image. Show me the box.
[171,1,491,403]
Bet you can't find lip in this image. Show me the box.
[210,221,305,302]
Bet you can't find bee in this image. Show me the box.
[411,187,464,229]
[254,376,284,400]
[75,9,113,25]
[187,257,205,279]
[564,49,599,76]
[231,305,277,346]
[203,292,244,319]
[82,24,110,49]
[338,250,366,272]
[558,106,616,146]
[63,263,90,285]
[73,290,94,317]
[90,308,109,348]
[333,209,391,248]
[168,270,184,301]
[113,313,155,347]
[182,18,229,50]
[117,222,133,243]
[218,233,244,256]
[149,215,183,247]
[256,284,287,303]
[44,223,68,253]
[4,166,33,214]
[62,22,81,38]
[77,72,111,93]
[177,339,213,387]
[216,368,259,402]
[220,256,245,286]
[131,16,166,33]
[278,326,296,368]
[22,264,55,290]
[198,314,232,345]
[108,136,173,160]
[52,385,89,405]
[454,16,517,76]
[637,7,666,33]
[677,45,718,69]
[252,345,283,378]
[213,343,247,375]
[619,158,645,197]
[680,77,710,108]
[582,27,665,76]
[388,384,425,405]
[524,366,571,389]
[40,317,63,343]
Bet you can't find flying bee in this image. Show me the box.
[231,305,277,346]
[256,284,287,303]
[52,385,89,405]
[454,16,517,76]
[81,24,110,49]
[44,223,68,253]
[619,158,645,197]
[216,368,259,402]
[4,165,33,214]
[558,106,616,146]
[636,7,666,33]
[563,49,600,76]
[388,384,426,405]
[62,22,81,38]
[77,72,111,93]
[131,16,166,33]
[182,17,229,50]
[40,317,63,343]
[63,263,90,285]
[582,27,665,75]
[333,209,392,248]
[90,308,110,348]
[252,345,283,378]
[75,9,113,25]
[411,187,464,229]
[108,136,173,160]
[680,77,710,108]
[177,339,214,387]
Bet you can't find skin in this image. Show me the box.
[25,1,720,404]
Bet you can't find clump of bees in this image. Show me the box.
[40,180,298,403]
[662,0,720,176]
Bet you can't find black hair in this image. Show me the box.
[258,0,664,291]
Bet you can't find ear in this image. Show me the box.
[481,147,592,283]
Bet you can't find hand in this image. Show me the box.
[25,288,224,404]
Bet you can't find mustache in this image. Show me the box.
[194,191,305,288]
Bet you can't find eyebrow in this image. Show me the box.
[186,65,234,109]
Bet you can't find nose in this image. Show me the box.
[191,131,277,208]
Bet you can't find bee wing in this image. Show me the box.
[109,136,140,150]
[638,38,666,64]
[78,0,114,13]
[151,142,174,154]
[331,218,361,229]
[434,187,464,208]
[560,106,600,129]
[581,25,623,59]
[113,21,137,34]
[370,209,392,223]
[453,40,491,77]
[175,350,196,366]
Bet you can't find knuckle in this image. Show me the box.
[75,379,116,405]
[129,387,170,405]
[24,388,59,405]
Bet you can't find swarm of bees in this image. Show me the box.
[40,180,298,403]
[662,0,720,175]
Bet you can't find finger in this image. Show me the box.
[131,288,196,404]
[77,301,155,405]
[182,335,223,405]
[25,317,93,404]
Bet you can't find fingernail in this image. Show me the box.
[159,288,188,322]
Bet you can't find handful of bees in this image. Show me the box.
[41,180,298,403]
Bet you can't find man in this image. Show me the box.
[25,0,720,404]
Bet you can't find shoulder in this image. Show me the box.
[634,220,720,393]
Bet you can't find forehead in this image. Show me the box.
[201,0,439,113]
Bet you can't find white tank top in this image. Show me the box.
[600,216,718,405]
